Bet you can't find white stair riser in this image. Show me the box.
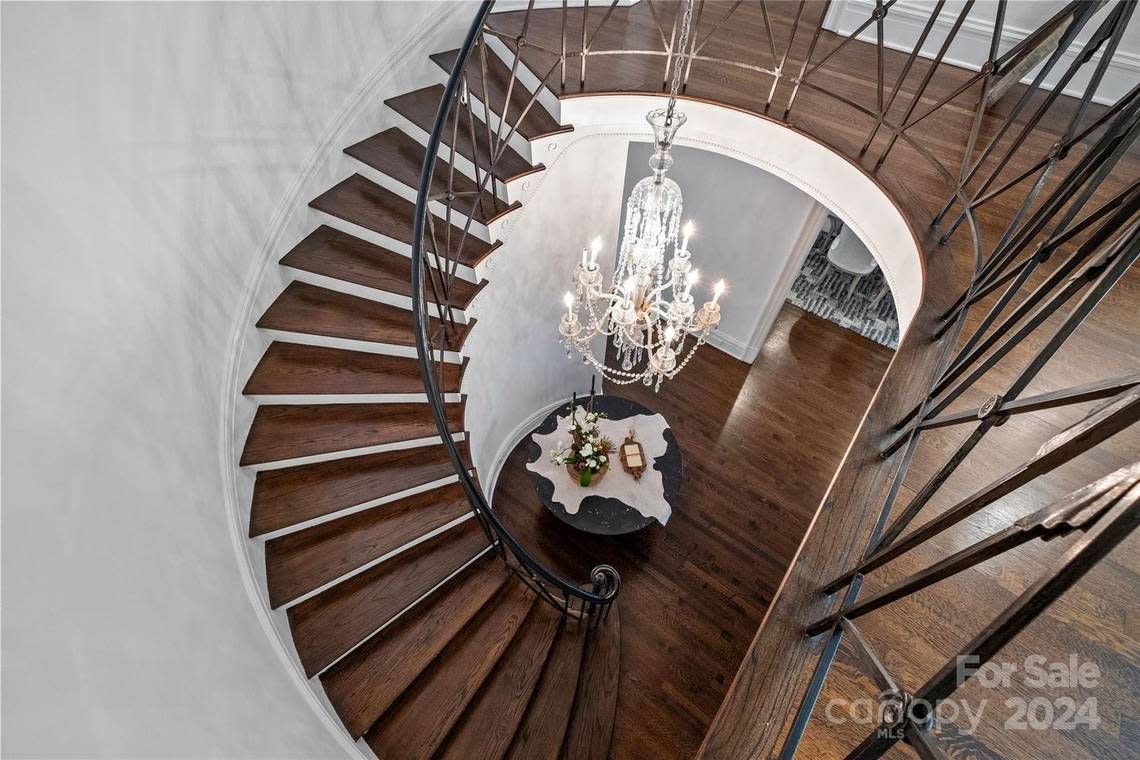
[244,432,467,472]
[282,266,471,324]
[259,328,465,364]
[254,474,465,542]
[387,108,536,205]
[338,153,497,243]
[482,34,564,124]
[425,67,542,165]
[247,392,464,405]
[310,210,482,285]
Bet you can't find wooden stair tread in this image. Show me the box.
[256,281,470,351]
[310,173,501,269]
[504,624,589,760]
[287,517,491,677]
[249,440,471,536]
[364,579,536,760]
[430,49,571,141]
[322,554,510,738]
[279,225,485,309]
[243,342,464,397]
[386,85,539,183]
[240,400,464,467]
[437,602,562,760]
[560,606,620,760]
[345,129,516,226]
[265,482,474,608]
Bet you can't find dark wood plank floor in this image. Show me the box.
[492,304,892,760]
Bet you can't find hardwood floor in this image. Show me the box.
[492,304,893,760]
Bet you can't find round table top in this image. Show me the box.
[525,394,683,535]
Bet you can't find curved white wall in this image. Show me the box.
[475,94,922,494]
[2,3,470,758]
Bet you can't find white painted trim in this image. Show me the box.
[218,4,468,758]
[742,201,830,363]
[244,432,467,473]
[483,397,570,504]
[823,0,1140,106]
[703,330,756,363]
[356,737,380,760]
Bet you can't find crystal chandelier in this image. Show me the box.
[558,0,725,392]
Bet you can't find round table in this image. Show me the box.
[524,395,683,535]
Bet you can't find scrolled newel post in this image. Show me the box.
[589,564,622,627]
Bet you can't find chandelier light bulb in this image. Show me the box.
[564,291,575,318]
[664,325,676,343]
[681,221,694,254]
[581,247,589,268]
[713,279,726,305]
[590,236,602,267]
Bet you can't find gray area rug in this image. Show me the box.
[785,216,900,348]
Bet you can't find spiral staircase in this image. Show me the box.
[238,12,621,760]
[235,1,1140,758]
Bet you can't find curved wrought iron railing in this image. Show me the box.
[412,0,1139,755]
[410,0,619,621]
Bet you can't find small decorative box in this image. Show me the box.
[620,432,647,481]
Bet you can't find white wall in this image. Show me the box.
[824,0,1140,105]
[1,2,468,758]
[617,143,823,363]
[466,133,618,490]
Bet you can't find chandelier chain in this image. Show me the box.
[665,0,696,129]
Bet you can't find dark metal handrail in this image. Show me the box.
[410,0,619,620]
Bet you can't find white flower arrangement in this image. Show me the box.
[550,402,614,486]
